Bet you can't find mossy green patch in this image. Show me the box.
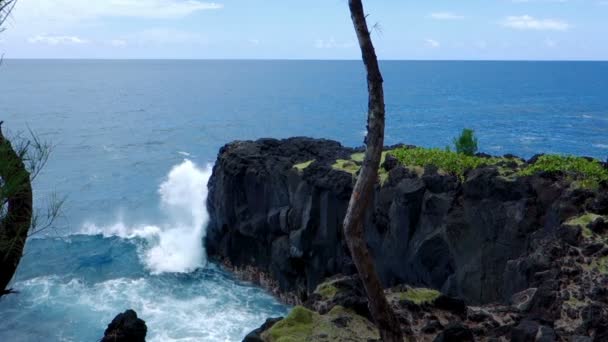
[379,172,389,186]
[390,287,441,305]
[565,213,605,239]
[350,152,365,162]
[332,159,360,175]
[265,306,315,342]
[519,155,608,189]
[263,306,379,342]
[315,282,338,300]
[390,147,504,179]
[565,213,603,228]
[293,160,315,172]
[331,151,395,186]
[591,256,608,274]
[564,296,587,309]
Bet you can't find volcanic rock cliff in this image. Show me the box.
[205,137,608,341]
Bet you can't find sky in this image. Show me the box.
[0,0,607,60]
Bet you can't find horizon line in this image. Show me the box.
[2,57,608,62]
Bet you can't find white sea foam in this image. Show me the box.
[593,144,608,149]
[10,274,286,342]
[82,160,212,274]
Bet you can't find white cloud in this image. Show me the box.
[425,39,440,48]
[249,39,260,45]
[502,15,570,31]
[28,34,89,45]
[429,12,464,20]
[315,38,355,49]
[15,0,223,23]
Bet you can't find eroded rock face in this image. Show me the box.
[207,137,608,340]
[249,274,607,341]
[101,310,147,342]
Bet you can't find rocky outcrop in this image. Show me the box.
[206,137,608,340]
[101,310,147,342]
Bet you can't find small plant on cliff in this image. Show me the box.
[453,128,478,156]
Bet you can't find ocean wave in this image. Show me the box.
[4,273,287,342]
[80,160,212,275]
[593,144,608,149]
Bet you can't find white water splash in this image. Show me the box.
[82,160,212,274]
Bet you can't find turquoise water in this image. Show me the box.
[0,60,607,341]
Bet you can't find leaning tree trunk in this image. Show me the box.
[0,122,33,296]
[344,1,404,341]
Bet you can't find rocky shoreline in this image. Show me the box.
[205,137,608,341]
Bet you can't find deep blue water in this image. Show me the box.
[0,60,607,341]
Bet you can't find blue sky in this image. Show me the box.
[0,0,607,60]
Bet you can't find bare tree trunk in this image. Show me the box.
[0,122,33,296]
[344,1,404,341]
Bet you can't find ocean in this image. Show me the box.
[0,59,606,341]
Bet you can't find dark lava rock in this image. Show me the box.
[206,137,606,341]
[382,153,399,171]
[433,323,474,342]
[589,217,608,234]
[587,193,608,214]
[206,138,575,304]
[101,310,147,342]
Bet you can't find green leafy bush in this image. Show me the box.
[390,147,501,178]
[519,155,608,189]
[453,128,478,156]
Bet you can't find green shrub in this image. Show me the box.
[519,155,608,189]
[453,128,478,156]
[390,147,501,178]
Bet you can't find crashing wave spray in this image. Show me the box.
[82,160,212,274]
[145,160,211,273]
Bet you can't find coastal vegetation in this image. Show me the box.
[0,1,63,297]
[0,123,32,296]
[323,144,607,190]
[452,128,479,156]
[391,147,505,178]
[519,154,608,189]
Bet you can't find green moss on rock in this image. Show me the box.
[262,305,379,342]
[314,282,338,300]
[592,256,608,274]
[390,287,441,305]
[332,151,393,185]
[332,159,360,175]
[350,153,365,162]
[265,306,315,342]
[293,160,315,172]
[565,213,605,239]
